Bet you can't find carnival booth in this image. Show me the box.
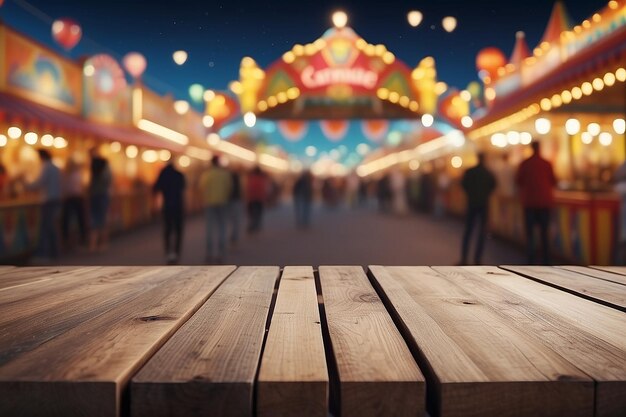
[0,23,210,262]
[466,0,626,264]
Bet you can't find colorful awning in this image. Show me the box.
[0,93,185,153]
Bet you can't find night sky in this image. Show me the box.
[1,0,609,109]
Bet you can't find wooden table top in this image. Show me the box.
[0,265,624,417]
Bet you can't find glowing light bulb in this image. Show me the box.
[613,119,625,135]
[421,114,434,127]
[587,123,600,136]
[173,50,188,65]
[442,16,457,32]
[407,11,423,27]
[332,11,348,28]
[535,118,551,135]
[565,118,580,135]
[243,112,256,128]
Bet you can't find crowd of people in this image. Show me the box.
[7,148,114,262]
[8,139,626,266]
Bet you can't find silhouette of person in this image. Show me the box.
[516,141,556,265]
[293,170,313,228]
[227,168,243,246]
[246,166,268,233]
[153,160,186,264]
[459,153,496,265]
[88,148,112,252]
[26,149,62,260]
[61,159,87,247]
[199,156,232,263]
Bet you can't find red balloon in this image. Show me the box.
[476,47,506,78]
[52,18,82,50]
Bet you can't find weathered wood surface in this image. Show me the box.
[591,265,626,277]
[131,266,278,417]
[319,266,425,417]
[369,266,593,417]
[557,265,626,286]
[257,266,328,417]
[0,266,98,292]
[0,265,235,417]
[0,267,192,366]
[436,266,626,417]
[1,265,625,417]
[504,265,626,311]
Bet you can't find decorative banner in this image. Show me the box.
[320,119,349,142]
[361,119,388,143]
[3,28,82,114]
[256,27,419,119]
[278,120,308,142]
[86,54,126,98]
[83,54,130,124]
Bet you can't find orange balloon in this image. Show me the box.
[476,47,506,77]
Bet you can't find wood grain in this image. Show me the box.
[503,265,626,311]
[369,265,593,417]
[257,266,328,417]
[319,266,425,417]
[557,265,626,286]
[591,265,626,277]
[0,266,96,292]
[0,267,193,366]
[0,265,235,417]
[0,266,102,303]
[437,266,626,417]
[131,266,279,417]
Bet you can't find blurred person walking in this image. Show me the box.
[88,149,112,252]
[516,141,556,265]
[61,159,87,248]
[613,160,626,264]
[293,170,313,228]
[459,153,496,265]
[26,150,61,260]
[153,160,186,264]
[246,166,268,233]
[228,168,243,246]
[376,174,392,213]
[199,156,232,263]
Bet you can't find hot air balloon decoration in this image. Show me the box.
[51,18,82,50]
[189,84,205,104]
[476,47,507,79]
[123,52,147,80]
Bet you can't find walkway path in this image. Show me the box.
[61,204,526,266]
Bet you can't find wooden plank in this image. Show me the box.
[503,265,626,311]
[435,266,626,417]
[591,265,626,277]
[369,266,593,417]
[0,266,95,291]
[257,266,328,417]
[0,267,197,366]
[131,266,279,417]
[319,266,425,417]
[0,266,103,302]
[557,265,626,286]
[0,265,235,417]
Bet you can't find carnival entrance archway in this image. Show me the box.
[207,24,471,170]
